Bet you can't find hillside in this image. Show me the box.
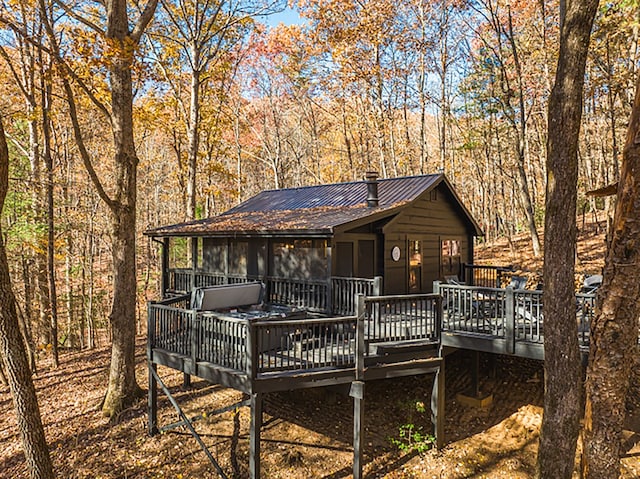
[2,225,640,479]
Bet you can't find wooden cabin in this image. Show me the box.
[144,175,611,478]
[146,172,483,314]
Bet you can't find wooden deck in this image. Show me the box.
[147,292,444,479]
[148,293,443,393]
[436,282,595,361]
[147,278,613,478]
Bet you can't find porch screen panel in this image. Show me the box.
[229,241,248,275]
[202,238,227,273]
[168,237,190,269]
[272,239,328,279]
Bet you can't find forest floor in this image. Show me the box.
[2,220,640,478]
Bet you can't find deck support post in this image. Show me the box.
[431,359,445,449]
[505,287,515,354]
[249,392,263,479]
[148,361,158,436]
[471,350,480,398]
[353,293,366,478]
[351,381,365,479]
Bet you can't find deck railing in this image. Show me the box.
[364,294,441,344]
[165,269,379,315]
[463,264,514,288]
[265,276,328,312]
[148,295,195,356]
[251,316,358,373]
[437,282,595,349]
[148,291,441,376]
[168,269,256,292]
[439,284,508,337]
[198,314,249,371]
[332,276,382,316]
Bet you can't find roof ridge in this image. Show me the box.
[253,173,441,195]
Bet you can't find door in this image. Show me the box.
[335,242,354,277]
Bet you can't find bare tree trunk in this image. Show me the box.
[186,60,201,220]
[537,1,598,477]
[101,13,145,414]
[39,51,58,367]
[0,111,55,479]
[582,75,640,479]
[20,257,37,371]
[40,0,157,416]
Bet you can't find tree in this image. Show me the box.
[0,115,54,479]
[581,61,640,479]
[39,0,159,416]
[537,0,599,477]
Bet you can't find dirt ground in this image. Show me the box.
[1,339,639,479]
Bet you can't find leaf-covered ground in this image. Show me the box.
[2,221,639,478]
[1,339,639,479]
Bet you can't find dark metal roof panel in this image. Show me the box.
[145,174,449,237]
[224,174,441,214]
[145,204,400,237]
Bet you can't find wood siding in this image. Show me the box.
[383,184,474,294]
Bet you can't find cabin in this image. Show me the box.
[144,174,610,478]
[146,172,483,315]
[144,172,483,478]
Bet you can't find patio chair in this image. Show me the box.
[508,275,528,290]
[580,274,602,295]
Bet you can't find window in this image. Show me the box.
[441,239,461,278]
[409,240,422,292]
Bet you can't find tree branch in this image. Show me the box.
[52,0,105,35]
[131,0,159,43]
[38,0,116,211]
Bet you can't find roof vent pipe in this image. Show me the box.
[365,171,379,207]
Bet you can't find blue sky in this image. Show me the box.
[263,6,305,27]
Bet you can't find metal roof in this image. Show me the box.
[144,174,481,237]
[224,174,441,214]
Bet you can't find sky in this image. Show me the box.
[262,6,305,27]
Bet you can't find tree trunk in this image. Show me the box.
[537,1,599,478]
[0,112,55,479]
[582,75,640,479]
[186,57,201,221]
[101,6,146,414]
[40,51,58,367]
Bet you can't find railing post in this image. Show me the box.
[505,287,515,354]
[327,278,333,315]
[353,293,366,479]
[147,301,159,435]
[355,294,366,379]
[434,295,442,341]
[189,311,198,380]
[373,276,383,296]
[433,280,440,295]
[246,320,258,381]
